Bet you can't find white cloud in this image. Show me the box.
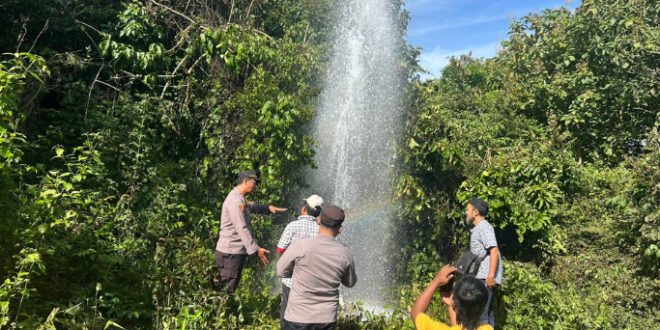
[418,42,501,80]
[408,14,507,37]
[407,1,568,38]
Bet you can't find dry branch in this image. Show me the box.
[151,0,195,23]
[187,53,207,75]
[161,55,189,99]
[28,20,49,54]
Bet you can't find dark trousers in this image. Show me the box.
[281,320,336,330]
[479,279,496,327]
[214,251,247,294]
[280,284,291,328]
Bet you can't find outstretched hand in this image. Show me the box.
[258,248,270,265]
[269,206,287,214]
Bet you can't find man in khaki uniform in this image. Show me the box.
[276,194,324,328]
[215,170,287,294]
[276,205,357,330]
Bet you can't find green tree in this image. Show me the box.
[500,0,660,163]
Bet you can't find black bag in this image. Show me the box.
[455,250,483,276]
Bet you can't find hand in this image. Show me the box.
[432,265,456,287]
[269,206,287,214]
[440,291,453,307]
[485,276,497,288]
[257,248,270,265]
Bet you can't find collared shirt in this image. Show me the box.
[276,235,358,324]
[215,188,270,255]
[470,220,503,284]
[277,215,319,288]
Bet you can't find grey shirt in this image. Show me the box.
[215,188,270,255]
[470,220,503,284]
[276,235,357,324]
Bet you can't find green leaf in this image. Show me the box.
[38,224,48,234]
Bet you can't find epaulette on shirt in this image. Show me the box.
[238,200,251,212]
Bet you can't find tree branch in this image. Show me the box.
[94,79,121,91]
[167,24,194,54]
[245,0,256,21]
[161,55,189,99]
[252,28,274,41]
[75,20,103,35]
[303,22,310,46]
[75,20,104,61]
[86,65,105,120]
[228,0,235,23]
[16,23,27,53]
[28,20,49,54]
[187,53,207,75]
[151,0,195,23]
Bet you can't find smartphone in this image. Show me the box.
[438,273,455,293]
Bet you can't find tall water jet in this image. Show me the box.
[301,0,405,310]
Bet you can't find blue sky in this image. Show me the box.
[405,0,580,79]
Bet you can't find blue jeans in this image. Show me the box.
[479,279,496,327]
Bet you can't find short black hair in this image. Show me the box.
[304,202,322,217]
[453,276,489,330]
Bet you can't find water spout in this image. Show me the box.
[302,0,405,311]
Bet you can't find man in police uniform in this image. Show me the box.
[215,170,287,294]
[277,205,357,330]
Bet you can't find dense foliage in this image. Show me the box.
[2,0,660,329]
[396,0,660,329]
[0,0,336,328]
[0,0,419,329]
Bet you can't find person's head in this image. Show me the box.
[466,197,488,225]
[236,170,261,195]
[317,205,345,237]
[452,276,489,330]
[301,194,323,217]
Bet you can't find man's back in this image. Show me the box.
[276,235,357,324]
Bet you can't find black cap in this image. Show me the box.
[469,197,489,216]
[238,170,261,183]
[320,205,345,228]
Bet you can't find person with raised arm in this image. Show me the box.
[214,170,287,295]
[411,266,493,330]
